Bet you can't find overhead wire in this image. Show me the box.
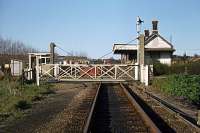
[55,44,73,56]
[54,39,199,59]
[53,37,139,59]
[175,49,200,51]
[97,37,138,59]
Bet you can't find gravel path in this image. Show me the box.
[0,83,97,133]
[35,83,97,133]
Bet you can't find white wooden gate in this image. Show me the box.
[36,64,138,85]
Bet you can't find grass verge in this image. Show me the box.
[152,74,200,105]
[0,79,54,122]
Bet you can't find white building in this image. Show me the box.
[113,20,175,65]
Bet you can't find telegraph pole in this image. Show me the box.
[136,16,144,64]
[50,42,56,64]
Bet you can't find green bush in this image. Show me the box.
[170,62,200,75]
[153,61,170,76]
[15,100,31,110]
[152,74,200,104]
[187,62,200,75]
[153,61,200,76]
[169,64,185,74]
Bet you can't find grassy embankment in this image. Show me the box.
[152,61,200,104]
[152,74,200,104]
[0,79,54,122]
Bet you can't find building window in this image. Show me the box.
[150,52,160,59]
[39,58,46,64]
[46,58,50,64]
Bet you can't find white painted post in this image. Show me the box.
[71,66,73,76]
[30,69,32,81]
[94,65,97,79]
[54,64,57,77]
[28,54,32,80]
[101,66,103,75]
[115,65,117,79]
[36,56,40,86]
[145,65,149,86]
[75,66,77,79]
[134,63,139,80]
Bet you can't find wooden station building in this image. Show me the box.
[113,20,175,65]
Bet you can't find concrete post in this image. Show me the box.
[138,34,149,85]
[139,34,145,65]
[50,43,56,77]
[50,42,56,64]
[137,44,140,64]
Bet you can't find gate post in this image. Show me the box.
[139,34,145,65]
[140,65,144,83]
[115,65,117,79]
[95,65,97,79]
[36,55,40,86]
[138,34,149,86]
[140,65,149,86]
[134,63,139,80]
[28,54,32,80]
[144,65,149,86]
[54,64,59,78]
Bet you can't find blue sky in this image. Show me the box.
[0,0,200,58]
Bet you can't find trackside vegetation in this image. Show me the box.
[152,60,200,104]
[153,61,200,76]
[152,74,200,104]
[0,79,54,122]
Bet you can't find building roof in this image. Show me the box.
[113,44,138,54]
[144,33,175,52]
[28,52,51,56]
[145,33,174,48]
[64,56,88,61]
[113,33,175,54]
[145,48,175,51]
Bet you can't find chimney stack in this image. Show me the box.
[152,20,158,34]
[144,30,150,38]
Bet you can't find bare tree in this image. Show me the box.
[0,36,38,65]
[0,37,38,55]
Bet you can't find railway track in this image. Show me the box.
[126,83,200,133]
[85,83,161,133]
[38,82,199,132]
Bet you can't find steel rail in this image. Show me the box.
[145,91,200,131]
[120,83,161,133]
[83,83,101,133]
